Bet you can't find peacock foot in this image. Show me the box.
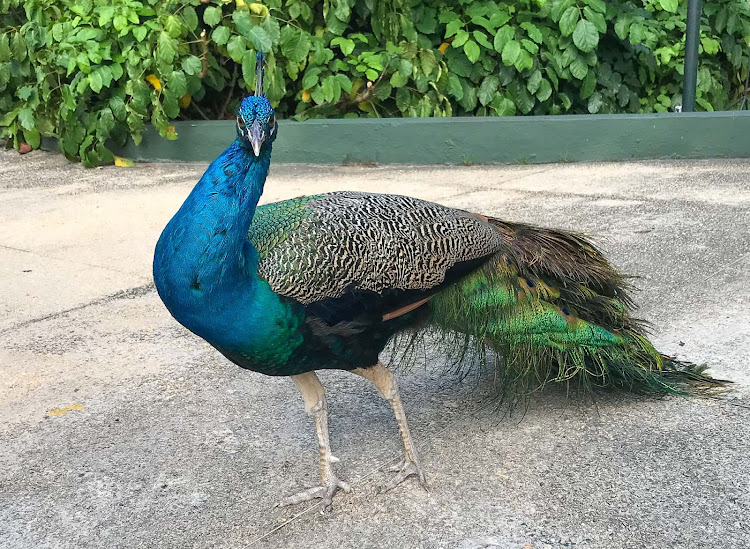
[278,475,351,510]
[379,457,428,494]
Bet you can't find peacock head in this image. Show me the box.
[236,52,277,157]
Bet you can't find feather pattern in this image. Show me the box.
[251,192,503,304]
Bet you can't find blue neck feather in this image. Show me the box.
[153,139,287,352]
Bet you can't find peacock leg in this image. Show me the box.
[279,371,351,509]
[352,362,428,493]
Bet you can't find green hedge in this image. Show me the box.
[1,0,748,166]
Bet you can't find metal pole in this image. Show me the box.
[682,0,702,112]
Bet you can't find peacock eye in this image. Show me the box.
[237,117,245,128]
[268,114,276,131]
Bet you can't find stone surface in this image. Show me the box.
[1,149,748,549]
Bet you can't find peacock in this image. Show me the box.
[153,54,726,509]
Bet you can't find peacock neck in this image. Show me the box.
[178,140,268,281]
[154,136,305,364]
[154,140,272,317]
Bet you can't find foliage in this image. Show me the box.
[1,0,748,165]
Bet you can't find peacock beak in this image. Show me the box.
[248,120,265,157]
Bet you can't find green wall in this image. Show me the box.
[106,110,750,164]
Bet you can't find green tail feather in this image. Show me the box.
[408,226,729,402]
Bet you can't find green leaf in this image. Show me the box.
[302,67,322,89]
[550,0,574,22]
[493,25,515,53]
[157,32,177,64]
[572,20,599,53]
[696,97,713,111]
[445,19,463,38]
[583,7,606,34]
[97,107,115,136]
[335,74,352,93]
[473,31,493,49]
[657,0,678,13]
[629,23,646,44]
[510,82,535,114]
[162,90,179,118]
[168,71,187,97]
[464,40,480,64]
[570,57,588,79]
[559,7,579,37]
[478,75,499,105]
[18,108,35,131]
[132,26,147,42]
[17,86,33,101]
[233,11,272,51]
[700,37,720,55]
[110,96,126,120]
[485,11,508,28]
[23,128,40,149]
[536,78,552,101]
[89,71,103,93]
[330,37,355,56]
[98,7,115,27]
[165,15,182,38]
[514,49,533,72]
[420,50,437,76]
[227,35,246,62]
[416,9,437,34]
[246,26,272,52]
[521,39,539,55]
[520,22,543,44]
[396,87,411,112]
[261,17,281,46]
[559,92,572,110]
[614,16,631,41]
[0,34,9,62]
[374,81,391,101]
[182,7,199,31]
[490,94,515,116]
[526,70,542,94]
[212,26,231,46]
[182,56,202,76]
[584,0,607,14]
[581,69,596,98]
[390,72,408,87]
[453,30,469,48]
[459,80,478,111]
[203,6,222,27]
[587,91,603,113]
[448,74,463,100]
[501,40,521,66]
[113,15,128,31]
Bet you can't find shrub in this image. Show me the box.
[1,0,748,166]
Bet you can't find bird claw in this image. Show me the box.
[379,458,428,494]
[277,476,351,510]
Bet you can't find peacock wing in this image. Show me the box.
[248,191,505,308]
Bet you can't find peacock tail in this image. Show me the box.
[424,242,713,400]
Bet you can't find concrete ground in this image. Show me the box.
[1,149,748,549]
